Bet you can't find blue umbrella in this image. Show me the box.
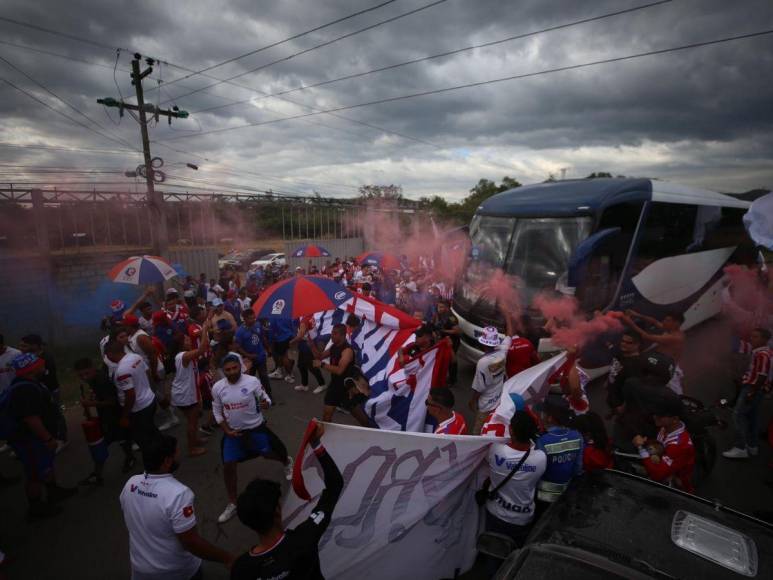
[291,243,332,258]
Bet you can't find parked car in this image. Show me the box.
[479,470,772,579]
[250,252,286,270]
[219,248,277,270]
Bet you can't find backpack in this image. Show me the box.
[0,379,48,440]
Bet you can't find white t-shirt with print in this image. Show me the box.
[171,352,199,408]
[471,337,511,412]
[0,346,21,393]
[115,353,156,412]
[486,443,547,526]
[211,373,270,431]
[120,473,201,580]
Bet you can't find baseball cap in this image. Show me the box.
[152,311,169,325]
[12,352,45,377]
[211,297,224,307]
[122,314,140,327]
[478,326,501,347]
[165,287,179,297]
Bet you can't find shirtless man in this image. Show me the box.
[622,310,685,394]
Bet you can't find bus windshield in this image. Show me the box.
[457,215,591,320]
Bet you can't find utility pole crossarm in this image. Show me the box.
[97,97,189,120]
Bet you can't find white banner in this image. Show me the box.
[284,423,502,580]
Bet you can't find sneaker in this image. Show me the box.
[294,385,310,392]
[218,503,237,523]
[0,443,9,453]
[166,412,181,428]
[285,457,294,481]
[748,446,760,457]
[131,443,140,452]
[158,420,174,432]
[27,501,63,520]
[55,440,69,454]
[313,384,328,395]
[47,485,78,503]
[268,369,284,379]
[78,472,104,487]
[722,447,749,459]
[284,374,295,384]
[199,425,215,436]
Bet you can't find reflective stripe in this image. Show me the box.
[538,480,568,493]
[543,440,581,454]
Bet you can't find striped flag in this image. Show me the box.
[312,295,452,430]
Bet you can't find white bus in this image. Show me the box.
[452,178,752,360]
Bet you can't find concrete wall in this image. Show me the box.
[283,238,364,271]
[0,247,218,349]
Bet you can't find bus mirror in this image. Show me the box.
[567,227,621,287]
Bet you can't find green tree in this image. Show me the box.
[358,184,403,200]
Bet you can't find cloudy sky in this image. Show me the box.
[1,0,772,200]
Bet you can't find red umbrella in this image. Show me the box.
[252,275,352,320]
[291,243,332,258]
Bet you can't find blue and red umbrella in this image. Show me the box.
[291,243,331,258]
[356,251,401,271]
[252,275,352,319]
[107,255,178,285]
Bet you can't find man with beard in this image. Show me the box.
[212,355,291,524]
[120,434,233,579]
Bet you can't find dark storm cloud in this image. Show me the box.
[0,0,771,198]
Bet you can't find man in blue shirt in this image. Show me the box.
[234,309,272,397]
[268,318,296,384]
[535,398,584,506]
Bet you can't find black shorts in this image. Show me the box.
[324,381,360,409]
[272,340,290,357]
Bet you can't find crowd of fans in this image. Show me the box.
[0,254,770,578]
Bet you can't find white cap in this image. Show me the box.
[478,326,501,347]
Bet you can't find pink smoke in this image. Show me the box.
[533,292,624,349]
[722,264,772,337]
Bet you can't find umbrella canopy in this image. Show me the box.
[356,251,401,271]
[107,255,178,285]
[252,275,352,319]
[291,243,332,258]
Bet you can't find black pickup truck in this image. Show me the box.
[483,470,772,579]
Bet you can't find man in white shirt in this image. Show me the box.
[484,411,546,546]
[120,434,233,579]
[211,355,292,524]
[469,326,512,434]
[171,325,210,458]
[0,333,21,394]
[105,340,158,454]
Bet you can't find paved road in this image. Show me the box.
[1,319,771,579]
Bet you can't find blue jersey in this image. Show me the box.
[269,319,295,343]
[535,426,584,503]
[235,323,267,364]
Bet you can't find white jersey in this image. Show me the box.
[171,352,199,408]
[472,337,511,413]
[138,315,153,334]
[120,473,201,580]
[128,330,163,376]
[211,373,270,431]
[486,443,547,526]
[237,297,251,312]
[0,346,21,393]
[115,353,156,413]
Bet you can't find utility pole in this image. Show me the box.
[97,53,189,260]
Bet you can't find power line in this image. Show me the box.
[157,0,402,89]
[0,52,139,152]
[0,142,139,155]
[160,0,449,105]
[2,76,141,151]
[165,28,773,142]
[192,0,673,115]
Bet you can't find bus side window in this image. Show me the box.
[636,202,698,265]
